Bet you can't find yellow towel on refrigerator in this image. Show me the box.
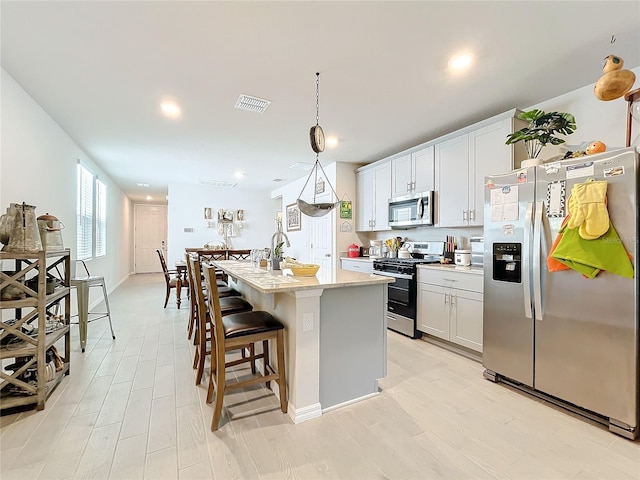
[566,180,610,240]
[550,221,634,279]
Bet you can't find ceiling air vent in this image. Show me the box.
[199,179,237,188]
[234,94,271,113]
[289,162,314,171]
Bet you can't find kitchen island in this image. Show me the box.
[211,260,393,424]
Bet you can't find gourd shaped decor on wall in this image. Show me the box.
[594,55,636,101]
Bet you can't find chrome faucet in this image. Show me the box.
[271,230,290,258]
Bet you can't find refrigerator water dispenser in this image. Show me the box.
[492,243,521,283]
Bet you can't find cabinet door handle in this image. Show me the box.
[450,293,456,307]
[470,209,475,221]
[444,292,448,305]
[463,210,468,221]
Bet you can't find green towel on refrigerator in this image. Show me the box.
[550,222,634,279]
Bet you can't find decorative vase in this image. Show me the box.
[271,256,282,270]
[521,158,543,168]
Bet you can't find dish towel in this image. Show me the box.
[549,221,634,279]
[566,180,610,240]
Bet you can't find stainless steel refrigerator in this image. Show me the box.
[483,147,639,439]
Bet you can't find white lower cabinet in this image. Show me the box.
[417,267,483,352]
[340,258,374,274]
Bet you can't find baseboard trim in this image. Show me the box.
[322,391,380,414]
[289,402,322,424]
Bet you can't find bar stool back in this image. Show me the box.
[70,260,115,352]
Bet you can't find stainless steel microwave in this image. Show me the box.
[388,191,434,228]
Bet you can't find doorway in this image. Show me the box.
[310,213,333,269]
[134,204,167,273]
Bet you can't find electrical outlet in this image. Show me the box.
[303,313,314,332]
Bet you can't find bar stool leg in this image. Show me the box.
[77,282,89,353]
[101,283,116,340]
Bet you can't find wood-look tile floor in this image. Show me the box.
[1,273,638,479]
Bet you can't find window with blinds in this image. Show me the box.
[96,179,107,257]
[77,164,94,260]
[77,163,108,260]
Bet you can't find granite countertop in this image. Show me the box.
[417,264,484,275]
[211,260,393,294]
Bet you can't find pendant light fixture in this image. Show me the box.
[296,72,340,217]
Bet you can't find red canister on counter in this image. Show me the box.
[348,244,360,258]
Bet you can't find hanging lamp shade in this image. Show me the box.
[296,72,340,218]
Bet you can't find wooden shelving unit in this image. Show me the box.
[0,249,71,411]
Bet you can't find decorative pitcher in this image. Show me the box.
[37,213,65,251]
[4,202,42,253]
[0,203,20,246]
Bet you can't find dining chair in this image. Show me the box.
[70,260,115,352]
[202,264,287,431]
[189,255,254,386]
[185,253,233,340]
[227,249,251,260]
[156,249,186,308]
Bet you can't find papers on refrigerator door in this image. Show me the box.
[546,180,566,218]
[490,185,519,222]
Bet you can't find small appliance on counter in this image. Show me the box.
[454,249,471,267]
[348,244,360,258]
[369,240,383,258]
[470,236,484,267]
[359,246,371,257]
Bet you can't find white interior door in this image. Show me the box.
[310,213,333,269]
[134,204,167,273]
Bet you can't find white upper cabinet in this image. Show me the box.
[391,154,413,197]
[373,162,391,231]
[412,146,435,194]
[435,117,523,227]
[435,134,470,227]
[356,162,391,231]
[356,168,374,231]
[391,146,434,198]
[468,120,515,226]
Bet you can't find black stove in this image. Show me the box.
[373,255,442,276]
[373,241,445,339]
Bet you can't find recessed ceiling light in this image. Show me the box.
[146,195,152,200]
[160,101,182,118]
[448,53,473,71]
[136,183,150,187]
[234,171,245,180]
[326,137,339,148]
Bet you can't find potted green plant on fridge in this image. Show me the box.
[506,109,577,166]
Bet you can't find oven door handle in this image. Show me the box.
[374,271,414,280]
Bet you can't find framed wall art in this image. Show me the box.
[286,203,301,232]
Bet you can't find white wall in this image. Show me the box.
[166,183,279,265]
[1,68,133,299]
[369,66,640,250]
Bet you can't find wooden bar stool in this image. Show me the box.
[185,253,228,340]
[189,256,253,385]
[202,264,287,431]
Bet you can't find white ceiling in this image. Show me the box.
[2,1,639,202]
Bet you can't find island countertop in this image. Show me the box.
[211,260,393,294]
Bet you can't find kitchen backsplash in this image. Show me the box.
[367,226,483,250]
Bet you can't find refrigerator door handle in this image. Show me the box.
[533,201,544,321]
[523,202,533,319]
